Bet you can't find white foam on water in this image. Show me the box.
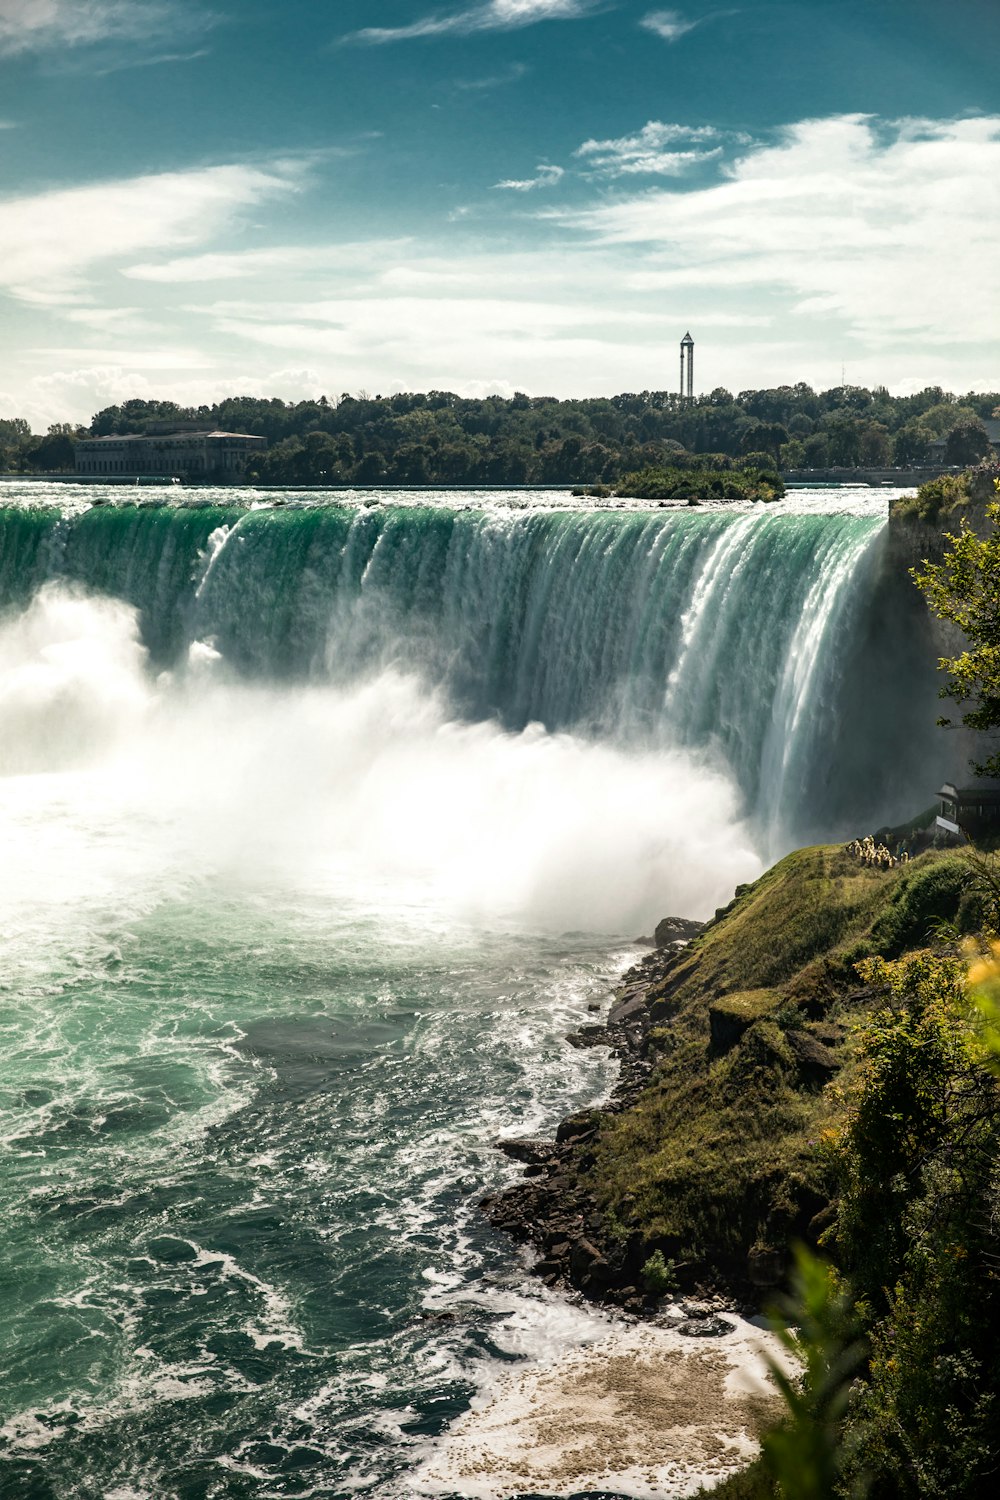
[413,1314,795,1500]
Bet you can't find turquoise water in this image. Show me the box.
[1,873,626,1498]
[0,484,905,1497]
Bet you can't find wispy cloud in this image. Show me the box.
[0,160,304,306]
[344,0,596,46]
[455,60,529,90]
[493,163,564,191]
[576,121,736,175]
[84,45,210,77]
[0,0,216,57]
[639,9,699,42]
[123,240,414,283]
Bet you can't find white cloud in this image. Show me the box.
[6,115,1000,422]
[639,9,698,42]
[493,163,564,191]
[575,121,738,176]
[0,0,213,56]
[0,161,304,306]
[123,240,413,283]
[561,115,1000,348]
[344,0,595,45]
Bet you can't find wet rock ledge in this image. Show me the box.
[480,918,721,1317]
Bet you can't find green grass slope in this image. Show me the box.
[577,844,979,1284]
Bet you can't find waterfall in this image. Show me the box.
[0,496,900,848]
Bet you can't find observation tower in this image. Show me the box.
[679,332,694,399]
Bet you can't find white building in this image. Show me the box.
[75,430,267,479]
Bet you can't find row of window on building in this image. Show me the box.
[74,431,267,478]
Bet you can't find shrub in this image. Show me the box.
[641,1249,679,1295]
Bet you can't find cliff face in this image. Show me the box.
[883,488,996,783]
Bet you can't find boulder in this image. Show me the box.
[555,1111,598,1145]
[654,915,706,948]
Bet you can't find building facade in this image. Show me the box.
[936,779,1000,838]
[75,431,267,479]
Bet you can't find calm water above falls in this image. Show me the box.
[0,484,910,1498]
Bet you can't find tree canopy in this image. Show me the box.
[2,383,998,481]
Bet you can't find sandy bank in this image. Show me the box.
[414,1310,790,1499]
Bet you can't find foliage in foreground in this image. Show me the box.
[762,1247,867,1500]
[833,950,1000,1497]
[746,950,1000,1499]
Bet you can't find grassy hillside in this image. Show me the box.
[574,844,979,1284]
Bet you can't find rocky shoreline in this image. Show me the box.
[481,916,751,1322]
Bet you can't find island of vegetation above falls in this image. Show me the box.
[2,381,998,485]
[485,476,1000,1498]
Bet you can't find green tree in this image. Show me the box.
[857,421,891,467]
[835,952,1000,1498]
[741,420,789,462]
[913,491,1000,776]
[803,433,832,468]
[893,421,935,466]
[944,418,991,466]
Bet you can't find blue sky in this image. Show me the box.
[1,0,999,425]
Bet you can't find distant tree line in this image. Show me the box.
[2,384,998,482]
[0,418,82,474]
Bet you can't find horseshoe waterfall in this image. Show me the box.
[0,485,943,1498]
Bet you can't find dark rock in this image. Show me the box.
[676,1315,734,1337]
[654,916,706,948]
[569,1237,607,1277]
[555,1112,597,1145]
[748,1248,785,1287]
[495,1137,555,1165]
[786,1028,840,1079]
[566,1025,610,1048]
[708,1002,754,1054]
[608,991,649,1025]
[533,1258,564,1280]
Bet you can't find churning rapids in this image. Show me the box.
[0,482,920,1498]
